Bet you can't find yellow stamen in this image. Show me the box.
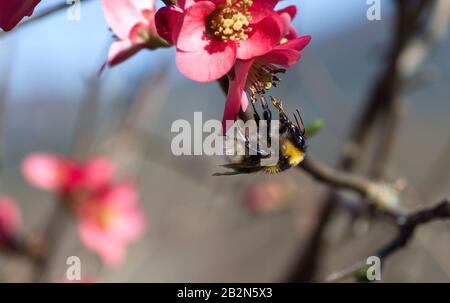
[209,0,253,42]
[96,207,118,228]
[245,60,286,103]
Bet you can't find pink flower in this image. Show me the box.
[101,0,169,69]
[0,196,21,249]
[22,153,115,195]
[244,181,285,212]
[0,0,40,31]
[222,6,311,131]
[22,153,146,266]
[156,0,284,82]
[77,183,146,266]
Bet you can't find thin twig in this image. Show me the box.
[324,199,450,282]
[324,260,366,283]
[299,158,370,197]
[377,199,450,259]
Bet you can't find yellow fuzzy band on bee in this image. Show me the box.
[282,141,305,166]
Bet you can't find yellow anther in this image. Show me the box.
[233,21,243,31]
[209,0,253,42]
[280,37,288,45]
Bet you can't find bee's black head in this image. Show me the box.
[287,122,307,152]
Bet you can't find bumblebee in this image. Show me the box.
[214,97,306,176]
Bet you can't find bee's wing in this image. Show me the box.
[225,126,271,157]
[215,127,273,176]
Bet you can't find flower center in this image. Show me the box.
[95,207,118,228]
[208,0,253,42]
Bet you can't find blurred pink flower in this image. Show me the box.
[22,153,115,195]
[78,183,146,266]
[222,6,311,131]
[0,0,40,31]
[101,0,169,69]
[0,196,21,249]
[244,181,285,212]
[22,153,146,266]
[156,0,284,82]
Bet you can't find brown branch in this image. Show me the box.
[324,199,450,282]
[299,158,370,197]
[324,259,366,283]
[301,157,405,213]
[377,199,450,259]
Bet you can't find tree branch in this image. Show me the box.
[324,199,450,282]
[299,158,370,197]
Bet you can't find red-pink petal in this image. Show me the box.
[176,41,237,82]
[105,39,144,67]
[280,35,312,51]
[105,182,139,210]
[129,20,157,44]
[175,1,216,52]
[78,222,126,266]
[262,49,301,67]
[278,10,295,36]
[101,0,155,40]
[178,0,199,9]
[248,0,278,24]
[0,0,40,32]
[82,157,116,191]
[277,5,297,20]
[110,210,146,242]
[222,59,254,132]
[236,14,283,60]
[22,153,70,192]
[254,0,278,10]
[0,196,21,237]
[262,35,311,67]
[277,5,299,39]
[155,5,183,44]
[286,26,298,40]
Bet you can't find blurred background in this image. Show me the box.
[1,0,450,282]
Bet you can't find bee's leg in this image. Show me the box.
[212,171,244,176]
[250,100,261,124]
[259,94,272,146]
